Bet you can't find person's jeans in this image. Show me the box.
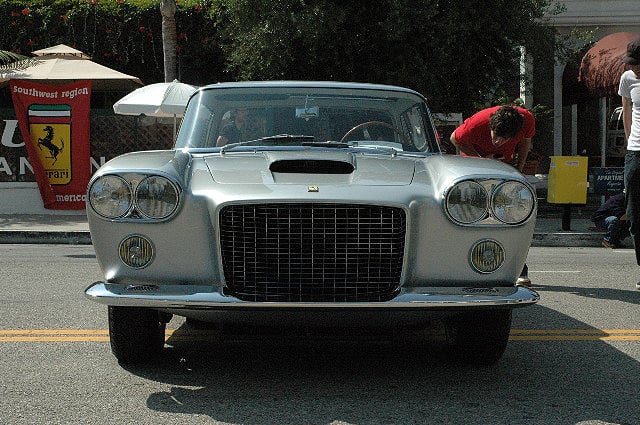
[624,151,640,264]
[592,215,630,244]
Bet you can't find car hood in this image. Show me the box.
[203,151,416,185]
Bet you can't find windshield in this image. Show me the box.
[175,84,440,153]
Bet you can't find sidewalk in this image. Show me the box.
[531,215,632,248]
[0,214,91,245]
[0,212,627,248]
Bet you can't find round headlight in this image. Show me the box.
[491,181,535,224]
[89,175,132,219]
[135,175,179,219]
[119,235,154,268]
[446,180,488,224]
[470,239,505,273]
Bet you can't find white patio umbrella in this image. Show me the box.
[112,79,198,139]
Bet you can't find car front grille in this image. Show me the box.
[219,203,406,302]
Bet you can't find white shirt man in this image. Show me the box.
[618,36,640,290]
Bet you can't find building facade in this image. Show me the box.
[544,0,640,164]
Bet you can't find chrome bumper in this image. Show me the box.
[85,282,539,309]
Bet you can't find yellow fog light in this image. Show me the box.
[469,239,504,273]
[119,235,154,269]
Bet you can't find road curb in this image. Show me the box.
[0,230,92,245]
[531,232,634,248]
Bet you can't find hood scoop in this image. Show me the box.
[269,159,354,174]
[204,151,414,185]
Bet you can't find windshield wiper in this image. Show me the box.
[301,141,350,148]
[357,145,399,157]
[220,134,315,154]
[303,140,399,155]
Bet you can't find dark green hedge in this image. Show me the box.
[0,0,223,85]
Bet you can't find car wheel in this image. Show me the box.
[444,310,512,366]
[108,306,166,363]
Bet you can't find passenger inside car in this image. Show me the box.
[216,107,249,146]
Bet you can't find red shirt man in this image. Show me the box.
[450,105,535,172]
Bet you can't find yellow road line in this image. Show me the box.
[0,336,111,342]
[0,329,185,342]
[510,329,640,334]
[0,329,109,335]
[509,329,640,341]
[509,335,640,341]
[0,329,638,342]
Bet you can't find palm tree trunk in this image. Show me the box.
[160,0,177,82]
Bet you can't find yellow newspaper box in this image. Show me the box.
[547,156,588,204]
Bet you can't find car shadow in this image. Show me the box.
[533,283,640,305]
[119,306,640,424]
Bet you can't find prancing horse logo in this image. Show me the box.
[37,125,65,165]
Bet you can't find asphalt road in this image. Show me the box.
[0,245,639,425]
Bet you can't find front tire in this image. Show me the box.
[108,306,166,364]
[444,310,512,366]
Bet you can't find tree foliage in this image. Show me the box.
[0,0,559,115]
[0,0,221,85]
[0,50,33,69]
[211,0,558,114]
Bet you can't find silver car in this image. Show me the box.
[85,81,538,365]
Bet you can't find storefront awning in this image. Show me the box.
[578,32,640,98]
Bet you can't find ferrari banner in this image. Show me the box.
[11,80,92,209]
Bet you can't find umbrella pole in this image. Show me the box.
[173,114,177,142]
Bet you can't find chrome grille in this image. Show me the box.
[219,203,406,302]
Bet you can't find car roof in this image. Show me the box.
[199,80,424,97]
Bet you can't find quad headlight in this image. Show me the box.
[446,179,534,225]
[88,175,132,219]
[135,176,180,219]
[491,181,535,224]
[88,174,180,220]
[445,180,488,224]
